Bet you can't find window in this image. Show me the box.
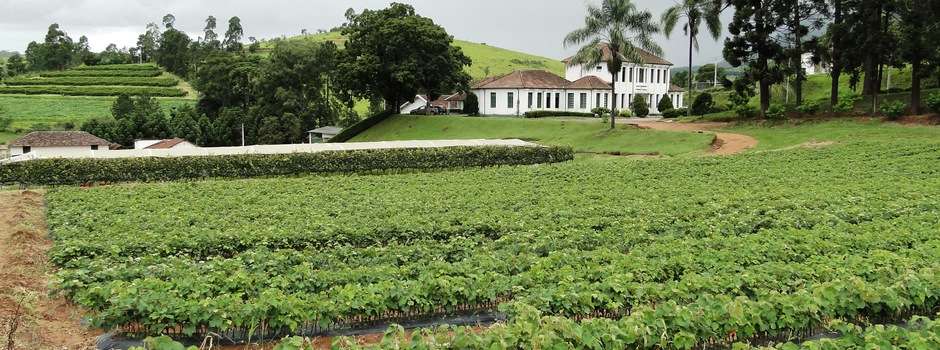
[490,92,497,108]
[628,94,632,107]
[546,93,552,109]
[596,93,601,107]
[22,146,31,154]
[528,92,533,108]
[507,92,514,108]
[656,69,661,84]
[580,93,587,109]
[629,67,634,82]
[568,93,575,109]
[621,67,627,82]
[555,93,561,109]
[596,66,603,71]
[641,68,647,83]
[537,93,543,108]
[604,93,609,108]
[91,145,99,151]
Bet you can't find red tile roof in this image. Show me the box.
[472,70,572,89]
[11,131,111,147]
[567,76,612,90]
[144,138,190,149]
[562,43,672,66]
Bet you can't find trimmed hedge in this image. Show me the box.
[524,110,596,118]
[0,145,574,186]
[3,76,179,87]
[328,111,394,143]
[74,64,160,71]
[41,70,163,78]
[0,85,186,97]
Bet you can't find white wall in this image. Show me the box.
[567,63,676,114]
[10,145,104,157]
[475,88,614,116]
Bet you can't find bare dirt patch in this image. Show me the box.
[631,121,758,155]
[0,190,99,350]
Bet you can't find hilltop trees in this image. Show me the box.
[723,0,788,117]
[224,17,245,52]
[25,24,77,71]
[564,0,661,129]
[895,0,940,115]
[339,3,472,113]
[662,0,723,116]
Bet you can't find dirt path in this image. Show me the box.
[629,120,758,155]
[0,190,99,349]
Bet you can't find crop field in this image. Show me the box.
[0,95,193,132]
[0,63,187,98]
[43,121,940,347]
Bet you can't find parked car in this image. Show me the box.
[409,106,446,115]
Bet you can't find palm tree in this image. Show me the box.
[565,0,662,129]
[662,0,723,117]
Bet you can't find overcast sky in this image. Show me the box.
[0,0,733,66]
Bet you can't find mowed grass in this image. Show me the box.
[725,119,940,151]
[0,94,193,131]
[263,32,565,79]
[352,115,714,156]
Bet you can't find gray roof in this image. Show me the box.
[309,126,344,135]
[11,131,112,147]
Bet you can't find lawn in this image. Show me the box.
[43,120,940,345]
[725,119,940,151]
[351,115,715,156]
[0,94,193,134]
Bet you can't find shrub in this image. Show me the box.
[834,93,861,113]
[618,109,632,118]
[0,85,186,97]
[463,93,479,115]
[3,76,179,87]
[880,100,907,120]
[661,108,687,119]
[591,107,611,116]
[796,101,821,115]
[925,92,940,112]
[735,105,759,119]
[657,94,674,113]
[631,95,649,118]
[709,104,729,114]
[523,111,594,118]
[691,93,715,116]
[765,104,786,120]
[0,145,575,186]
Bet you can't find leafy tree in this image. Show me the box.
[156,28,192,76]
[780,0,829,106]
[662,0,723,117]
[25,24,76,71]
[631,95,650,117]
[5,53,27,76]
[463,93,479,115]
[98,44,133,65]
[691,92,715,115]
[136,23,162,62]
[658,94,674,112]
[111,94,135,120]
[169,105,205,145]
[895,0,940,115]
[224,17,244,52]
[564,0,661,129]
[340,3,472,113]
[203,16,221,51]
[193,54,261,116]
[75,35,96,65]
[162,14,176,30]
[672,69,690,89]
[723,0,788,116]
[695,63,727,85]
[131,95,169,140]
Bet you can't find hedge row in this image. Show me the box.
[41,70,163,78]
[524,110,596,118]
[0,85,187,97]
[0,146,574,186]
[3,76,179,87]
[74,64,160,71]
[328,111,394,143]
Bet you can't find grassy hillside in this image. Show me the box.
[351,115,714,156]
[261,32,566,79]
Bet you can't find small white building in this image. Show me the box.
[802,53,830,75]
[9,131,113,159]
[308,126,344,143]
[135,138,198,150]
[471,43,684,116]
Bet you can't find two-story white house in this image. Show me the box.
[471,43,684,117]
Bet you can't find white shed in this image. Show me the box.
[308,126,344,143]
[9,131,113,160]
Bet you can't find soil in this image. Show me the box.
[0,190,100,350]
[630,121,758,155]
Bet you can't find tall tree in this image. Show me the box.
[156,28,192,76]
[896,0,940,115]
[779,0,828,106]
[162,14,176,30]
[203,16,221,51]
[724,0,788,116]
[75,35,95,65]
[823,0,849,110]
[662,0,723,116]
[564,0,662,129]
[340,3,472,114]
[5,53,27,76]
[224,16,244,52]
[136,23,162,62]
[26,24,77,70]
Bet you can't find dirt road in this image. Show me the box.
[629,120,758,155]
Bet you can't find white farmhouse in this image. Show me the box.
[471,43,685,116]
[9,131,113,159]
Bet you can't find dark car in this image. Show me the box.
[409,106,446,115]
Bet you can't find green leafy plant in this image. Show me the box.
[925,92,940,112]
[661,108,687,119]
[691,92,714,116]
[796,101,821,115]
[879,100,907,120]
[523,111,595,118]
[834,93,861,113]
[631,95,649,118]
[735,105,759,119]
[765,104,786,120]
[657,94,674,113]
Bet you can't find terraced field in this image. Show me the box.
[42,121,940,348]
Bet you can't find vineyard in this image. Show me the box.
[0,63,188,97]
[44,138,940,348]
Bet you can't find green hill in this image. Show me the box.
[260,32,566,79]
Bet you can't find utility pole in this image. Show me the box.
[240,124,245,147]
[714,58,719,88]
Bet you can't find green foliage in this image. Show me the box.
[25,24,78,71]
[765,104,786,120]
[0,85,185,97]
[925,92,940,112]
[3,76,178,87]
[657,94,674,113]
[4,53,27,77]
[691,92,714,116]
[661,108,687,119]
[618,109,633,118]
[879,100,907,120]
[1,145,573,186]
[127,336,197,350]
[74,63,159,71]
[82,95,171,146]
[834,92,861,113]
[156,29,192,76]
[735,105,759,119]
[463,93,479,115]
[590,107,611,116]
[41,69,162,77]
[631,95,650,117]
[795,101,821,115]
[340,3,471,113]
[523,110,595,118]
[273,337,315,350]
